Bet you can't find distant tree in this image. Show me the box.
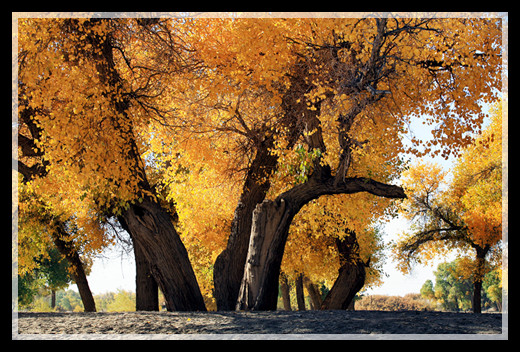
[395,104,503,313]
[420,280,435,301]
[18,272,43,309]
[18,247,73,310]
[56,290,84,311]
[483,269,502,312]
[421,260,503,312]
[36,247,73,308]
[105,290,136,312]
[433,261,473,312]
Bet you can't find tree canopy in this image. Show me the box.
[17,16,503,311]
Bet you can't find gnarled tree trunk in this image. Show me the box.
[236,166,406,311]
[118,197,206,311]
[236,198,295,310]
[320,232,367,310]
[213,137,279,310]
[303,276,323,310]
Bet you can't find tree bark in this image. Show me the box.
[213,137,278,310]
[295,274,306,310]
[303,276,323,310]
[118,197,206,311]
[320,233,367,310]
[213,59,312,311]
[280,272,292,311]
[133,240,159,311]
[472,245,489,314]
[51,223,97,312]
[51,290,56,309]
[236,167,406,311]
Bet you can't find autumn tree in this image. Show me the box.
[395,104,503,313]
[18,18,206,311]
[229,18,501,310]
[280,192,391,310]
[18,17,502,312]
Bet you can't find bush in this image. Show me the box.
[356,294,434,311]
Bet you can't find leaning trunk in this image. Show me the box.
[51,224,97,312]
[118,218,159,311]
[320,233,367,310]
[133,239,159,311]
[77,21,206,312]
[320,260,366,310]
[118,197,206,311]
[236,167,406,311]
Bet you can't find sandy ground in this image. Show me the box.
[14,310,504,338]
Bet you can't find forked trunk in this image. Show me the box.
[236,169,405,311]
[236,198,296,310]
[213,137,278,311]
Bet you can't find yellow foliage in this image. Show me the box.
[394,102,503,275]
[17,18,503,298]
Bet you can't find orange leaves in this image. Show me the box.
[17,17,504,300]
[450,103,503,248]
[395,102,503,272]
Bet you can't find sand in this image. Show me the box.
[14,310,504,338]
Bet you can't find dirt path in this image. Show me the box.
[14,310,504,338]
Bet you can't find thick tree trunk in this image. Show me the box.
[51,225,97,312]
[118,198,206,311]
[117,218,159,311]
[472,280,482,314]
[213,60,309,311]
[321,233,367,310]
[76,23,207,312]
[236,167,406,311]
[320,260,366,310]
[213,137,278,310]
[133,240,159,311]
[236,198,296,310]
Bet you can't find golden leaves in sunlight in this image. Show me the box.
[17,17,503,300]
